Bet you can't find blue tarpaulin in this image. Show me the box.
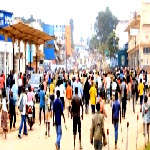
[43,24,55,60]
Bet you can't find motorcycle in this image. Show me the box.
[28,105,34,130]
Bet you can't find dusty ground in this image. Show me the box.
[0,98,148,150]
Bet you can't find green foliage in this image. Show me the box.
[107,31,119,57]
[98,43,108,55]
[95,7,118,44]
[89,35,99,50]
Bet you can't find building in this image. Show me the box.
[125,0,150,69]
[115,20,128,49]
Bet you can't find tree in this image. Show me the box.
[70,18,74,48]
[89,35,99,50]
[95,7,118,44]
[98,43,108,55]
[107,31,119,57]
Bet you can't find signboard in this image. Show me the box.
[0,10,13,42]
[0,10,13,28]
[130,29,138,36]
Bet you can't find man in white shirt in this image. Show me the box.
[106,74,111,103]
[59,80,65,108]
[18,87,28,139]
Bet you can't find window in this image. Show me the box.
[143,47,150,54]
[0,13,4,18]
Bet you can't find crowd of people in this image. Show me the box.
[0,67,149,150]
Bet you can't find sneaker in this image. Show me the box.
[23,133,28,135]
[18,134,21,139]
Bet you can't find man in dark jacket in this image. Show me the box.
[112,92,121,149]
[84,78,90,114]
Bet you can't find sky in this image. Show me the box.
[0,0,141,42]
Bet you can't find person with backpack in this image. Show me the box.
[18,87,28,139]
[112,92,121,149]
[90,103,107,150]
[53,90,64,150]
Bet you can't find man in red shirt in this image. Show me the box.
[0,74,4,90]
[1,70,5,81]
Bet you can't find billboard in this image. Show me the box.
[0,10,13,42]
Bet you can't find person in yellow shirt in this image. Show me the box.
[89,82,97,114]
[49,79,55,106]
[138,79,144,112]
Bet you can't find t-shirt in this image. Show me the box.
[53,98,63,125]
[66,85,72,100]
[11,84,18,100]
[59,84,65,98]
[0,77,4,89]
[138,83,144,96]
[50,83,54,95]
[27,91,34,106]
[2,98,7,112]
[39,90,45,108]
[43,81,47,92]
[18,78,22,87]
[112,100,120,120]
[18,93,27,115]
[89,86,97,105]
[106,77,111,89]
[72,95,82,117]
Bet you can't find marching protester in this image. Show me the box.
[18,87,28,139]
[66,81,72,117]
[142,96,150,141]
[39,84,45,125]
[71,87,83,150]
[59,79,65,109]
[1,90,8,139]
[90,102,107,150]
[45,87,51,137]
[9,91,16,130]
[90,82,97,114]
[121,77,127,118]
[83,78,90,114]
[49,78,55,107]
[112,92,121,149]
[138,78,144,112]
[53,90,64,150]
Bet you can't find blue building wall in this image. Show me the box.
[118,43,128,67]
[43,24,55,60]
[27,44,33,63]
[0,10,13,42]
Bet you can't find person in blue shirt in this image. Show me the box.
[53,90,64,150]
[48,74,51,85]
[39,84,45,125]
[112,92,121,149]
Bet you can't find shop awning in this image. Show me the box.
[0,22,54,45]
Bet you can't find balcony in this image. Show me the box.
[128,35,140,52]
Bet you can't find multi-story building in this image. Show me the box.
[125,0,150,69]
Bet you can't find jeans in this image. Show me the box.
[94,139,102,150]
[10,105,16,129]
[106,89,110,101]
[39,106,45,124]
[132,93,136,112]
[114,121,119,143]
[19,115,27,135]
[56,125,62,149]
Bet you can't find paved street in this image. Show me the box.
[0,99,148,150]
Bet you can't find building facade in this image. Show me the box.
[125,0,150,69]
